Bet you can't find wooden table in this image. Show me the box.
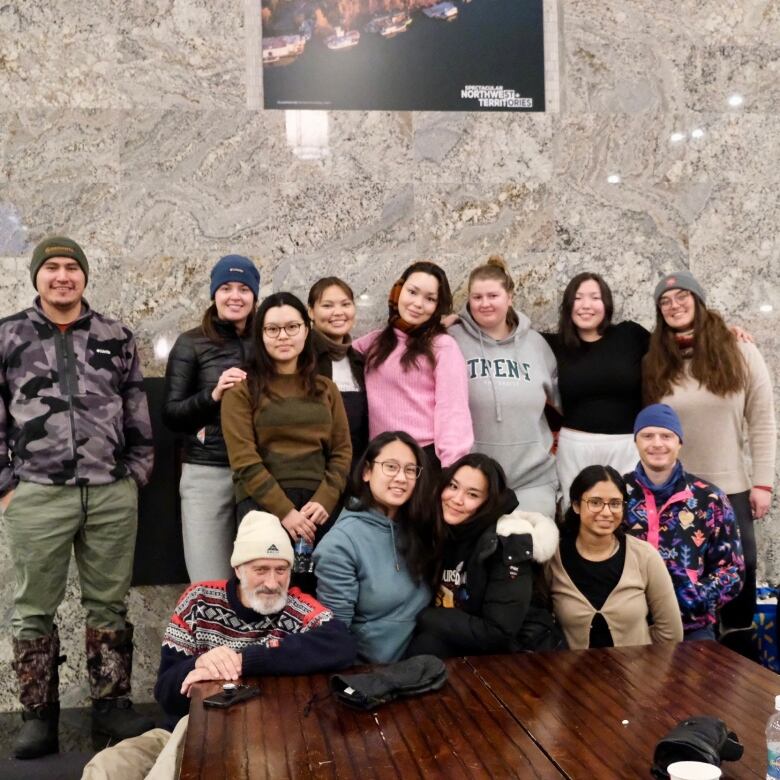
[468,641,775,779]
[180,642,776,779]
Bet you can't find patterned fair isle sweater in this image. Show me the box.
[155,578,356,720]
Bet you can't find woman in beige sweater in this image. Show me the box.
[643,270,776,643]
[547,465,683,649]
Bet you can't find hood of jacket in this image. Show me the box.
[496,509,559,564]
[456,304,531,345]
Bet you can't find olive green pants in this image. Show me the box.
[2,479,138,640]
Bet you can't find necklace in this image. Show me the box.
[576,536,619,562]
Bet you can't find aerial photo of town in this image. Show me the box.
[261,0,545,111]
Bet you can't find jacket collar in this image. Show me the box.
[31,296,92,327]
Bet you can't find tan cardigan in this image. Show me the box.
[547,535,683,649]
[661,341,776,494]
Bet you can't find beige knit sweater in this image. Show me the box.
[661,341,776,494]
[547,535,683,649]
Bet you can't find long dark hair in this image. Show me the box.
[349,431,437,586]
[200,302,255,344]
[247,292,319,404]
[364,261,453,372]
[437,453,510,528]
[563,465,627,539]
[557,272,614,351]
[642,296,746,402]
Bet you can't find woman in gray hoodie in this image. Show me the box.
[313,431,437,662]
[449,256,561,518]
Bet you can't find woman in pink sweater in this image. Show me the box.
[353,261,473,473]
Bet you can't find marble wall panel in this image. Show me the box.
[116,0,246,109]
[0,0,778,711]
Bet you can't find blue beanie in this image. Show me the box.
[210,255,260,300]
[633,404,683,442]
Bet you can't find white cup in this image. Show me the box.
[667,761,722,780]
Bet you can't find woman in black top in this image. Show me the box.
[544,273,648,506]
[406,453,562,658]
[163,255,259,582]
[307,277,368,470]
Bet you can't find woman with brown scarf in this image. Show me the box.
[308,277,369,472]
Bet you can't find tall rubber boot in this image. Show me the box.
[86,622,155,742]
[12,626,64,759]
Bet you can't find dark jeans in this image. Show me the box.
[719,491,756,630]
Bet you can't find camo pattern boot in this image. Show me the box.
[11,626,64,759]
[86,622,155,741]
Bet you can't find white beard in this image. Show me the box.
[246,588,288,615]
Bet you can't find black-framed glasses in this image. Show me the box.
[263,322,305,339]
[583,498,625,514]
[373,460,422,479]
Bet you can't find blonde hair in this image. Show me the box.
[467,255,518,328]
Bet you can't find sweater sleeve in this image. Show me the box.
[742,343,776,488]
[539,332,562,412]
[414,543,534,654]
[643,543,684,643]
[162,333,220,434]
[241,618,356,676]
[154,644,197,721]
[221,382,295,518]
[311,383,352,514]
[313,527,360,628]
[432,335,473,467]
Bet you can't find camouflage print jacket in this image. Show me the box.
[0,299,153,493]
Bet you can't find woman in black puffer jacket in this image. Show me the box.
[407,453,564,658]
[163,255,259,582]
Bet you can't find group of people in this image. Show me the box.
[0,236,775,770]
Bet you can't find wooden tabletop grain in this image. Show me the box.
[180,642,776,779]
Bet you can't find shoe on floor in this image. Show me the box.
[91,697,154,741]
[13,704,60,760]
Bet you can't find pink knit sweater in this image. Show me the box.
[353,329,473,467]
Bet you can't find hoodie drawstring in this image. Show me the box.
[476,327,503,423]
[389,519,400,572]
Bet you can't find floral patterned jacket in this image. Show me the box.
[624,467,744,633]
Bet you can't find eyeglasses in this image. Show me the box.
[658,290,691,310]
[263,322,305,339]
[373,460,422,479]
[583,498,625,514]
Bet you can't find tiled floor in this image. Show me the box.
[0,703,164,780]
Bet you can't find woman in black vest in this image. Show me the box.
[308,277,368,471]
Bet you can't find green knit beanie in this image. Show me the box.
[30,236,89,289]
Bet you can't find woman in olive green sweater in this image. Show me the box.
[222,292,352,548]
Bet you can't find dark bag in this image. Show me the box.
[330,655,448,710]
[651,715,743,778]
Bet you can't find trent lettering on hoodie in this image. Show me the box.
[466,357,532,382]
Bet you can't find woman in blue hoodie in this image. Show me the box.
[449,256,560,518]
[313,431,437,663]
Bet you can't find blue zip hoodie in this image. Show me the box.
[313,506,432,663]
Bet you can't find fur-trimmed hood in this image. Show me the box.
[496,509,559,564]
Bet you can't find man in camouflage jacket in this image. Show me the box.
[624,404,744,641]
[0,236,155,759]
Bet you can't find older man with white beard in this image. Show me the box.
[154,511,356,723]
[82,512,356,779]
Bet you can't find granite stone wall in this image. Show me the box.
[0,0,777,708]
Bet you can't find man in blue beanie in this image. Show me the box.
[624,404,744,640]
